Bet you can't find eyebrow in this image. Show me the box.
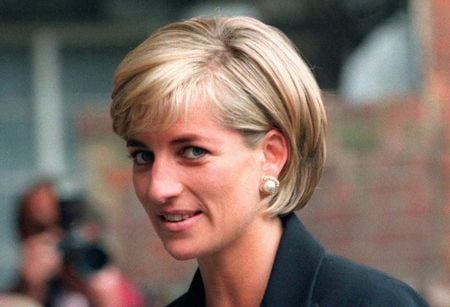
[171,134,205,144]
[126,139,146,147]
[126,134,217,148]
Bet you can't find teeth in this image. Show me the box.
[163,214,192,222]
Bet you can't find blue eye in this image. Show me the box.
[132,151,154,165]
[183,147,207,159]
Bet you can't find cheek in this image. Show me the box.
[204,159,261,207]
[132,172,149,205]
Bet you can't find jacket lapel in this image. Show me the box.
[261,213,325,307]
[183,269,205,306]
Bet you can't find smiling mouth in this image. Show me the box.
[161,211,201,223]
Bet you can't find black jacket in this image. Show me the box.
[168,213,428,306]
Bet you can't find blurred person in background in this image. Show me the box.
[110,16,428,306]
[9,178,146,307]
[13,179,63,306]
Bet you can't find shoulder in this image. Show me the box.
[312,254,428,306]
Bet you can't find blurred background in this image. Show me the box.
[0,0,449,306]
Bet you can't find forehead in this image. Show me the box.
[128,100,226,141]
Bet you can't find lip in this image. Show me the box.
[157,210,203,233]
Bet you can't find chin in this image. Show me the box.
[164,242,199,261]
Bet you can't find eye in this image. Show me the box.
[182,146,207,160]
[130,150,154,165]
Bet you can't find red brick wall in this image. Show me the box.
[300,97,434,290]
[300,1,450,304]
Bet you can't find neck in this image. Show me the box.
[198,213,282,307]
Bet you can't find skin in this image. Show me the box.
[20,232,62,302]
[127,101,288,306]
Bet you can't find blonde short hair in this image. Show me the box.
[111,16,327,215]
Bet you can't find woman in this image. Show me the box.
[110,16,427,306]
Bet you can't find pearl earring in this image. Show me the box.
[260,176,280,195]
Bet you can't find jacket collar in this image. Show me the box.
[183,213,325,306]
[261,212,325,306]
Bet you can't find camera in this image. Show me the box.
[59,229,109,279]
[58,198,109,279]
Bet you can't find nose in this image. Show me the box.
[146,157,183,205]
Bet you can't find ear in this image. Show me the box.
[260,129,288,177]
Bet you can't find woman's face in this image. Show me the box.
[126,102,267,260]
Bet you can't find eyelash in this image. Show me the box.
[182,146,207,160]
[128,146,208,166]
[128,150,154,166]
